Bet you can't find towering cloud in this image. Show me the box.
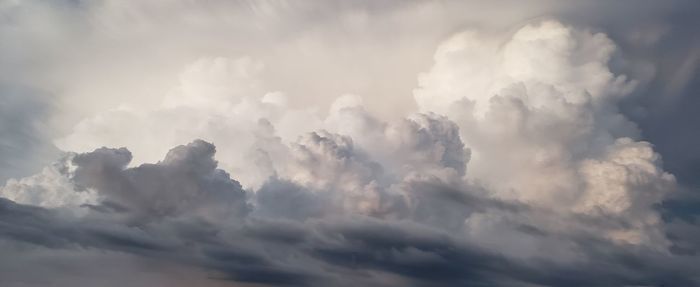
[1,1,699,286]
[415,20,676,246]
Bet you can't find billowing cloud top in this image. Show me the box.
[1,1,700,286]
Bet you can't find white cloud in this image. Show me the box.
[46,20,677,249]
[415,20,674,245]
[0,154,97,209]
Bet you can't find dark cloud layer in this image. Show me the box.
[0,140,698,286]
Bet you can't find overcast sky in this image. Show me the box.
[1,1,700,286]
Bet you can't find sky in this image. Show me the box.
[1,0,700,286]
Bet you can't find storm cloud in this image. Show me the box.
[1,0,700,286]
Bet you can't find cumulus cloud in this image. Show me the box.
[70,140,250,223]
[413,20,677,246]
[55,56,323,189]
[0,139,695,286]
[0,154,95,209]
[2,1,700,286]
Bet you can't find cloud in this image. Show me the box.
[0,187,696,286]
[0,153,96,209]
[2,1,700,286]
[72,140,250,223]
[414,20,676,246]
[0,133,693,286]
[54,56,322,189]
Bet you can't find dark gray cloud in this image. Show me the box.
[1,194,698,287]
[71,140,249,223]
[1,140,699,286]
[254,177,329,220]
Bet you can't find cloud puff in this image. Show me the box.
[71,140,249,223]
[414,20,676,246]
[0,153,95,209]
[55,56,322,189]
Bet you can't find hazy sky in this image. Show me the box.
[1,1,700,286]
